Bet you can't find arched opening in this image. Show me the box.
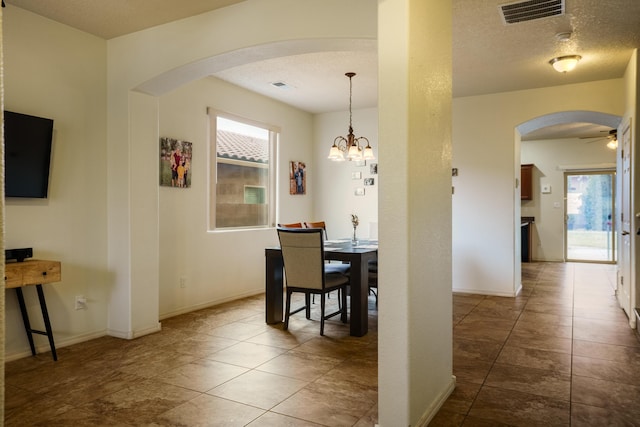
[515,110,622,265]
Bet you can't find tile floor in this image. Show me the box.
[4,262,640,426]
[432,261,640,426]
[5,291,378,426]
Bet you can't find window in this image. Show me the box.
[208,110,278,229]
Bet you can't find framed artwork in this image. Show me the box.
[364,178,375,186]
[355,159,367,167]
[351,171,362,180]
[355,187,365,196]
[370,163,378,175]
[290,161,306,195]
[160,137,192,188]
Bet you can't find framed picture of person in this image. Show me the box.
[289,161,306,195]
[160,137,192,188]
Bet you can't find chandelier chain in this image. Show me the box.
[349,74,353,129]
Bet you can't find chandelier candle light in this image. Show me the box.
[327,73,375,162]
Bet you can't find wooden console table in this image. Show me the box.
[5,260,62,361]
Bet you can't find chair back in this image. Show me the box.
[277,228,325,291]
[304,221,328,240]
[277,222,304,228]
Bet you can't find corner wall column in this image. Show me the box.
[106,91,161,338]
[378,0,454,425]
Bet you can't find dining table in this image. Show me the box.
[265,238,378,337]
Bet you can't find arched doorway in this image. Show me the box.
[516,110,621,262]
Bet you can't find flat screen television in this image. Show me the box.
[4,110,54,198]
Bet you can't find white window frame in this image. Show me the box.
[208,108,278,231]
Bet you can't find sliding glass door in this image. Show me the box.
[565,171,616,263]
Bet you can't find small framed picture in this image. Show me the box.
[364,178,374,186]
[289,161,306,195]
[351,171,362,180]
[160,137,193,188]
[370,163,378,175]
[355,187,365,196]
[355,160,367,167]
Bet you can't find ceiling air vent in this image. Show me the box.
[499,0,564,25]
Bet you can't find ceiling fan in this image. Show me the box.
[580,129,618,149]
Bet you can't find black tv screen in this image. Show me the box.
[4,110,54,198]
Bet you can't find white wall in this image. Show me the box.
[313,108,378,239]
[521,138,616,261]
[453,78,625,296]
[3,6,108,358]
[157,77,313,317]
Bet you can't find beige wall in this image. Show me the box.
[157,76,314,317]
[3,6,108,358]
[623,49,639,325]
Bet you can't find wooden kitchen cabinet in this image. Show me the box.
[521,164,533,200]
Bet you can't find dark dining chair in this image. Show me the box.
[368,259,378,306]
[277,222,304,228]
[277,227,349,335]
[304,221,328,240]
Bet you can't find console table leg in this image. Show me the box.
[36,285,58,361]
[14,288,37,357]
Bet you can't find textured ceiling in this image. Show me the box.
[6,0,640,138]
[6,0,246,40]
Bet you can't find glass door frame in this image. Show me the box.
[564,169,616,264]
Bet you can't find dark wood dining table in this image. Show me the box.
[265,239,378,337]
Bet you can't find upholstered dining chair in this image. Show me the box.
[304,220,348,302]
[277,227,349,335]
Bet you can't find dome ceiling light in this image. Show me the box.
[549,55,582,73]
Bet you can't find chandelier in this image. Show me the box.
[327,72,375,162]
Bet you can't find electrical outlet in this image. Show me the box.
[75,295,87,310]
[180,276,187,288]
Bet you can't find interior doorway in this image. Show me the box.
[565,170,616,263]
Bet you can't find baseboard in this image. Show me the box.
[5,329,108,362]
[108,322,162,340]
[414,375,457,427]
[159,289,264,320]
[514,281,523,297]
[453,287,518,297]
